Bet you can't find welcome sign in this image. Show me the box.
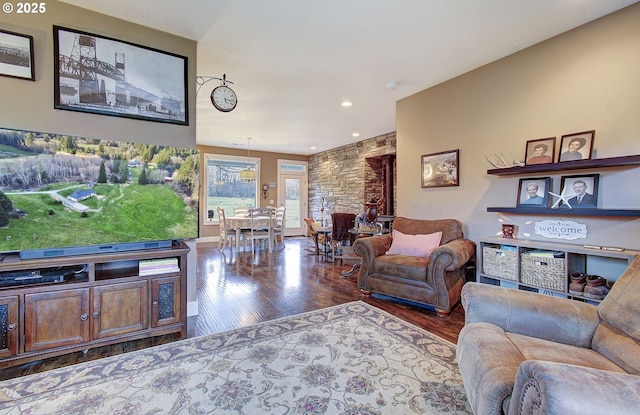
[535,220,587,240]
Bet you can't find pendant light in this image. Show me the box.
[239,137,257,182]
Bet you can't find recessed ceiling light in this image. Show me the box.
[341,101,352,107]
[310,146,317,150]
[352,132,360,137]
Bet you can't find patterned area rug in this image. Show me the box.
[0,301,472,414]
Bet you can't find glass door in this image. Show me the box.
[278,161,308,236]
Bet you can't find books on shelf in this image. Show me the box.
[139,258,180,276]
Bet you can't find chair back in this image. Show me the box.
[217,207,229,236]
[274,206,286,227]
[233,206,251,217]
[249,207,273,230]
[332,212,356,242]
[392,217,463,244]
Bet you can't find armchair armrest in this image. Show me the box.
[510,360,640,415]
[429,239,475,272]
[462,282,599,347]
[353,234,392,282]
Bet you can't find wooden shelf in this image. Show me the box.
[487,154,640,176]
[486,207,640,217]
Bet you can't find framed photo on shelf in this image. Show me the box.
[0,29,35,81]
[524,137,555,166]
[558,130,595,162]
[517,177,551,207]
[53,26,188,125]
[558,174,599,208]
[421,149,459,188]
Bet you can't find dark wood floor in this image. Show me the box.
[0,237,465,381]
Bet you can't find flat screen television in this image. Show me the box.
[0,127,199,259]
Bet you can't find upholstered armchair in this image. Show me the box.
[456,256,640,415]
[353,217,475,317]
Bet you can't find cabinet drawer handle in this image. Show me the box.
[152,301,159,307]
[80,314,88,321]
[7,324,15,331]
[93,311,100,318]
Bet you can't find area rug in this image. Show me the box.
[0,301,471,414]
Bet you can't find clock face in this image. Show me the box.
[211,85,238,112]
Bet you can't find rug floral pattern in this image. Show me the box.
[0,301,471,414]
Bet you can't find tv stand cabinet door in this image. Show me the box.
[0,296,18,358]
[151,276,181,327]
[25,289,90,352]
[92,281,149,339]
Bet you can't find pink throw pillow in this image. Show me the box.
[385,230,443,258]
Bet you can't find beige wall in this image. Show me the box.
[397,3,640,248]
[197,145,308,238]
[0,2,196,148]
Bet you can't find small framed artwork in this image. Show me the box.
[524,137,555,166]
[558,130,595,162]
[517,177,551,207]
[421,149,459,188]
[558,174,599,208]
[0,29,35,81]
[53,26,188,125]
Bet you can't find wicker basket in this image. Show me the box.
[520,253,565,291]
[482,246,517,281]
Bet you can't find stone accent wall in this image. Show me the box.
[308,132,396,226]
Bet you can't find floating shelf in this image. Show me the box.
[487,154,640,176]
[486,207,640,217]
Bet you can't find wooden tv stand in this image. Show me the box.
[0,241,189,369]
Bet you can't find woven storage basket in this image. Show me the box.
[482,246,517,281]
[520,253,565,291]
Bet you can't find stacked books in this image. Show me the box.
[139,258,180,276]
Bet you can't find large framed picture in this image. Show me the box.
[558,174,599,209]
[421,149,459,188]
[0,29,35,81]
[516,177,551,207]
[558,130,595,162]
[53,26,188,125]
[524,137,555,166]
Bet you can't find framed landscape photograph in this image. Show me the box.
[0,29,35,81]
[53,26,188,125]
[559,174,599,209]
[516,177,551,207]
[558,130,595,162]
[421,149,459,188]
[524,137,555,166]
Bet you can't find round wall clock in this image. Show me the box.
[210,85,238,112]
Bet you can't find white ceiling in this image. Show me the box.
[60,0,638,155]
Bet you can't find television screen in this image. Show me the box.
[0,127,199,258]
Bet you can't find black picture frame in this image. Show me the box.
[558,130,595,162]
[421,149,459,188]
[53,26,188,125]
[524,137,555,166]
[558,174,599,209]
[0,29,35,81]
[516,177,551,207]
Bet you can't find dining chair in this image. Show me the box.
[247,207,273,253]
[217,207,237,252]
[272,206,286,248]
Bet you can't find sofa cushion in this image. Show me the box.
[374,255,429,282]
[385,229,442,258]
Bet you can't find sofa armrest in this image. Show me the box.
[462,282,599,347]
[509,360,640,415]
[353,234,392,282]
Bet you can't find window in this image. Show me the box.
[204,153,260,223]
